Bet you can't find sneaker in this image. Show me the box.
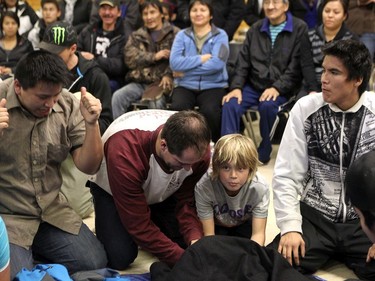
[257,141,272,164]
[259,158,270,166]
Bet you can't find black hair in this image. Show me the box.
[1,10,20,37]
[139,1,163,16]
[322,39,372,95]
[161,110,211,158]
[41,0,60,10]
[321,0,349,20]
[188,0,213,18]
[14,50,71,90]
[160,2,172,19]
[345,150,375,231]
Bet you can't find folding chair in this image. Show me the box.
[241,96,296,146]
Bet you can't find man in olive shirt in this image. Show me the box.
[0,50,107,279]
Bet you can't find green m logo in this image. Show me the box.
[52,27,66,45]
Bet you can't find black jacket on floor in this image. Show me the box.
[150,235,311,281]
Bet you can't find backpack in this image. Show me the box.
[15,265,151,281]
[15,264,72,281]
[71,268,150,281]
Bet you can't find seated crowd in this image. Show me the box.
[0,0,374,280]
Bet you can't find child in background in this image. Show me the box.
[195,134,269,246]
[27,0,61,49]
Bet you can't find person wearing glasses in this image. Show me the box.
[90,110,211,270]
[221,0,308,164]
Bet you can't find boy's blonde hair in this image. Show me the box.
[211,134,259,182]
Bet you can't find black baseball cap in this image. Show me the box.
[38,21,77,54]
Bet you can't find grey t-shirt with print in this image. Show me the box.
[195,170,270,227]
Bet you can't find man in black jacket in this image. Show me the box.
[151,236,311,281]
[39,21,112,133]
[221,0,307,164]
[78,0,127,93]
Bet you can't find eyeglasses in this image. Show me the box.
[263,0,284,5]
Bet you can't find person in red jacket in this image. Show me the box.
[90,109,211,270]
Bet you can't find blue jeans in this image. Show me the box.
[109,80,121,94]
[10,222,107,280]
[360,32,375,62]
[221,84,287,162]
[112,82,146,119]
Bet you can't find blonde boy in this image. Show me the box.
[195,134,270,245]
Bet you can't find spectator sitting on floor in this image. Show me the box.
[27,0,61,49]
[221,0,308,164]
[169,0,229,143]
[0,50,107,280]
[269,39,375,280]
[39,21,113,219]
[111,1,179,119]
[78,0,127,93]
[39,21,112,134]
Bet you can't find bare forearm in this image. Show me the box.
[73,121,103,174]
[251,233,265,246]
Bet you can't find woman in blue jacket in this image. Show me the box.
[169,0,229,142]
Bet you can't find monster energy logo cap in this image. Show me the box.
[38,21,77,54]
